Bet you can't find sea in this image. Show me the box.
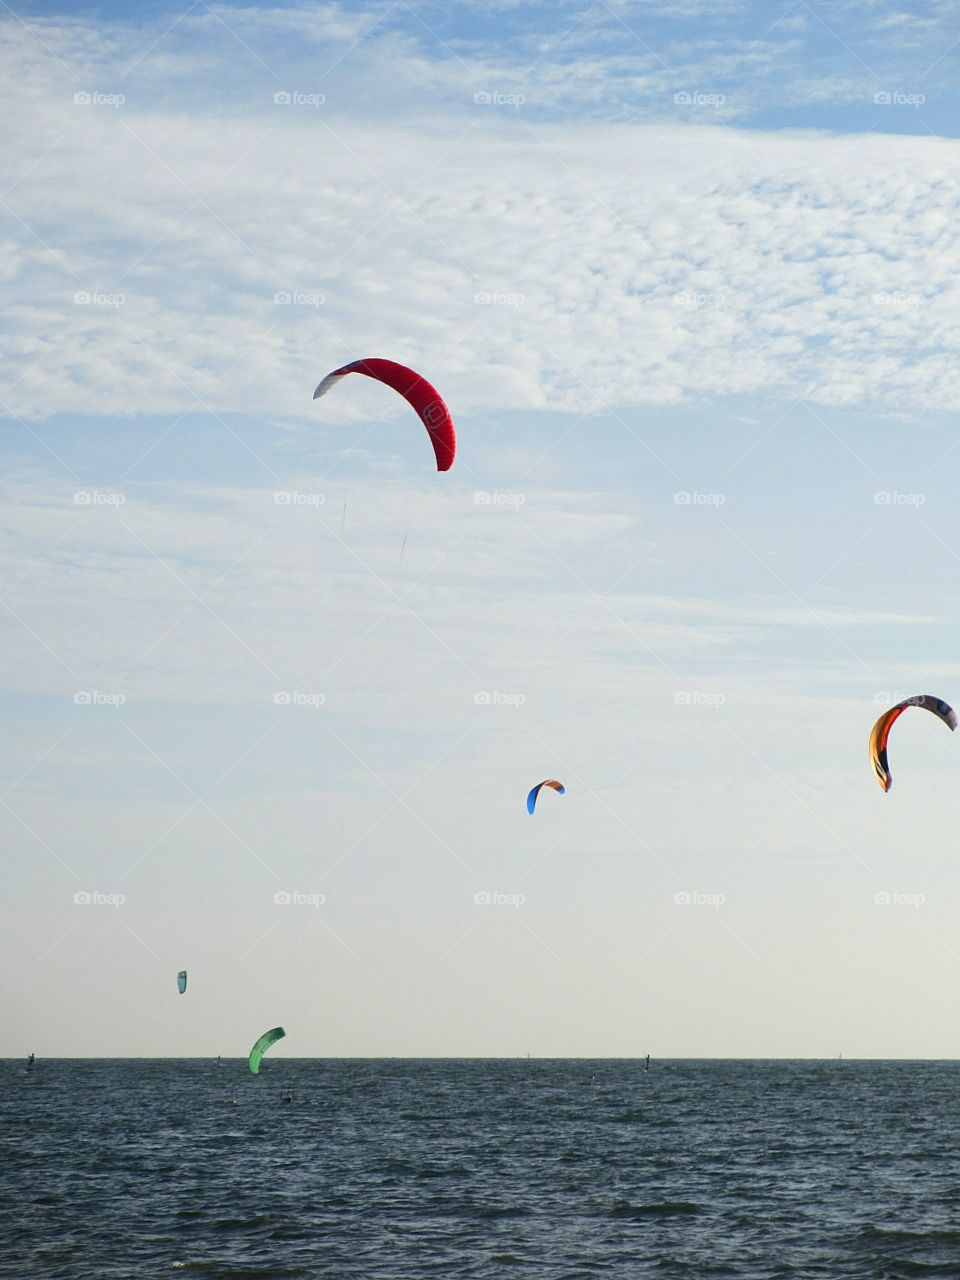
[5,1058,960,1279]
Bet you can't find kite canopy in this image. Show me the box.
[313,358,456,471]
[248,1026,286,1075]
[527,779,565,815]
[177,970,187,995]
[869,695,957,792]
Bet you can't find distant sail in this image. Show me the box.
[248,1026,286,1075]
[869,695,957,792]
[527,779,565,815]
[177,970,187,995]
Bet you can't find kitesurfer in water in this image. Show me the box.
[26,1053,35,1073]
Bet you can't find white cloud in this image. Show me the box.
[3,10,960,426]
[8,110,960,420]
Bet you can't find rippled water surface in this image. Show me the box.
[5,1058,960,1278]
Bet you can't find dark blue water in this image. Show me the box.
[4,1059,960,1279]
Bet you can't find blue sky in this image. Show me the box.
[5,0,960,1058]
[11,0,960,133]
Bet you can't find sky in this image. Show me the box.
[4,0,960,1059]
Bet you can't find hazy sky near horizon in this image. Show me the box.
[5,0,960,1058]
